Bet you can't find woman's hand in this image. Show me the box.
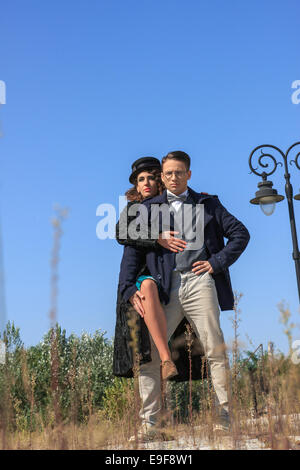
[129,291,145,317]
[157,231,187,253]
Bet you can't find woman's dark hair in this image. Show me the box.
[125,168,164,202]
[161,150,191,171]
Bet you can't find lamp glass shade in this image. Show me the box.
[259,201,276,216]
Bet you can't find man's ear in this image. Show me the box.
[187,170,191,180]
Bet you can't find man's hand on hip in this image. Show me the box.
[192,260,214,275]
[129,291,145,318]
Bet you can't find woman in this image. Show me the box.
[114,157,187,380]
[113,156,208,386]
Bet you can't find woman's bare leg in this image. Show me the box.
[140,279,172,363]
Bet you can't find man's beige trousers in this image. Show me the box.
[138,270,229,428]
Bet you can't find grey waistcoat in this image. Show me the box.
[173,193,208,271]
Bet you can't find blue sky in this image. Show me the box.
[0,0,300,356]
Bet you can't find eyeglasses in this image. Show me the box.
[163,171,187,180]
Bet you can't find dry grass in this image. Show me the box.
[1,343,299,450]
[1,208,300,450]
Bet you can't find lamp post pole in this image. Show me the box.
[249,142,300,303]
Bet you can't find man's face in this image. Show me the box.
[161,159,191,195]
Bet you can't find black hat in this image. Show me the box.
[129,156,161,184]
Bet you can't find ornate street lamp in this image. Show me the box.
[250,178,284,216]
[249,142,300,302]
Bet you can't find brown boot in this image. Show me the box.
[161,360,178,380]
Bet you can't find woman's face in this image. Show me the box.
[136,171,158,199]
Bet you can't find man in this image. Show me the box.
[119,150,250,438]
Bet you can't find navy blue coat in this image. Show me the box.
[119,187,250,311]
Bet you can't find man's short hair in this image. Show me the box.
[161,151,191,171]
